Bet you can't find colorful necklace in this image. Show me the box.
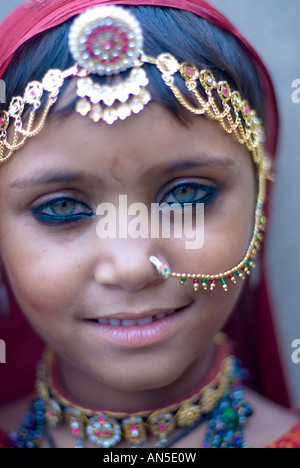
[9,342,253,449]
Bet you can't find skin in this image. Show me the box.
[0,101,297,447]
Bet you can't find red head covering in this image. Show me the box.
[0,0,278,156]
[0,0,289,407]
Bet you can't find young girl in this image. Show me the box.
[0,0,299,448]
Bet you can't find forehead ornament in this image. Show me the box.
[68,7,151,124]
[0,5,267,168]
[0,6,271,292]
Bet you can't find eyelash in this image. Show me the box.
[31,182,218,226]
[160,182,219,207]
[32,197,93,225]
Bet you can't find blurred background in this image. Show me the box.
[209,0,300,407]
[1,0,299,406]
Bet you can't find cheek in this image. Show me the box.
[166,182,255,278]
[0,220,88,323]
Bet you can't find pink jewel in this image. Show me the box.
[188,68,194,75]
[99,418,105,423]
[223,89,228,94]
[96,431,103,437]
[245,108,249,113]
[131,426,137,430]
[69,6,144,75]
[160,424,167,430]
[103,41,113,51]
[72,428,79,435]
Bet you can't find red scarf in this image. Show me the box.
[0,0,278,156]
[0,0,290,408]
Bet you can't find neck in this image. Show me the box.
[53,341,228,413]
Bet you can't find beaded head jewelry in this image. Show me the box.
[0,5,271,292]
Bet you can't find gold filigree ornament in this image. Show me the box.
[122,417,147,447]
[86,414,122,448]
[0,5,269,166]
[38,348,234,448]
[69,6,151,125]
[0,6,272,291]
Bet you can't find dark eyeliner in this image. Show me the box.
[160,182,219,207]
[31,197,93,225]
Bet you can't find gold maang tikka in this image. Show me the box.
[0,5,272,292]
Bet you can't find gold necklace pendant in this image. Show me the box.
[36,345,234,448]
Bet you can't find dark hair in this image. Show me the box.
[1,6,264,123]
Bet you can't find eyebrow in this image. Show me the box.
[9,170,99,190]
[165,155,236,172]
[9,154,236,190]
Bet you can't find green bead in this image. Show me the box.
[223,408,238,423]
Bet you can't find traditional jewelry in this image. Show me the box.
[0,6,271,292]
[9,342,253,449]
[149,255,171,279]
[0,5,268,170]
[149,168,266,293]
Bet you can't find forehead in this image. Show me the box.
[0,101,251,187]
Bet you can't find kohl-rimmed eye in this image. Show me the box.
[32,197,93,225]
[158,181,219,206]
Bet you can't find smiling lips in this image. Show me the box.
[84,305,191,347]
[91,309,176,327]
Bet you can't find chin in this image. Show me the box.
[92,353,188,393]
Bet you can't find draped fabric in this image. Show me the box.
[0,0,290,408]
[0,0,278,156]
[267,421,300,449]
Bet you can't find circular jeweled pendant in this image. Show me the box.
[86,414,122,448]
[69,6,143,76]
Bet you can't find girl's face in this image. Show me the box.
[0,102,255,398]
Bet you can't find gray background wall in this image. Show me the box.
[209,0,300,408]
[1,0,300,406]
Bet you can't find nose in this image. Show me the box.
[94,239,166,291]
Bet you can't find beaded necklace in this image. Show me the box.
[9,345,252,449]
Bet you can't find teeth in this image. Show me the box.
[122,320,138,327]
[96,310,174,327]
[137,317,154,325]
[98,319,109,325]
[109,319,121,326]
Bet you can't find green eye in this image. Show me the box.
[49,199,77,216]
[32,197,93,225]
[162,182,219,206]
[172,185,198,203]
